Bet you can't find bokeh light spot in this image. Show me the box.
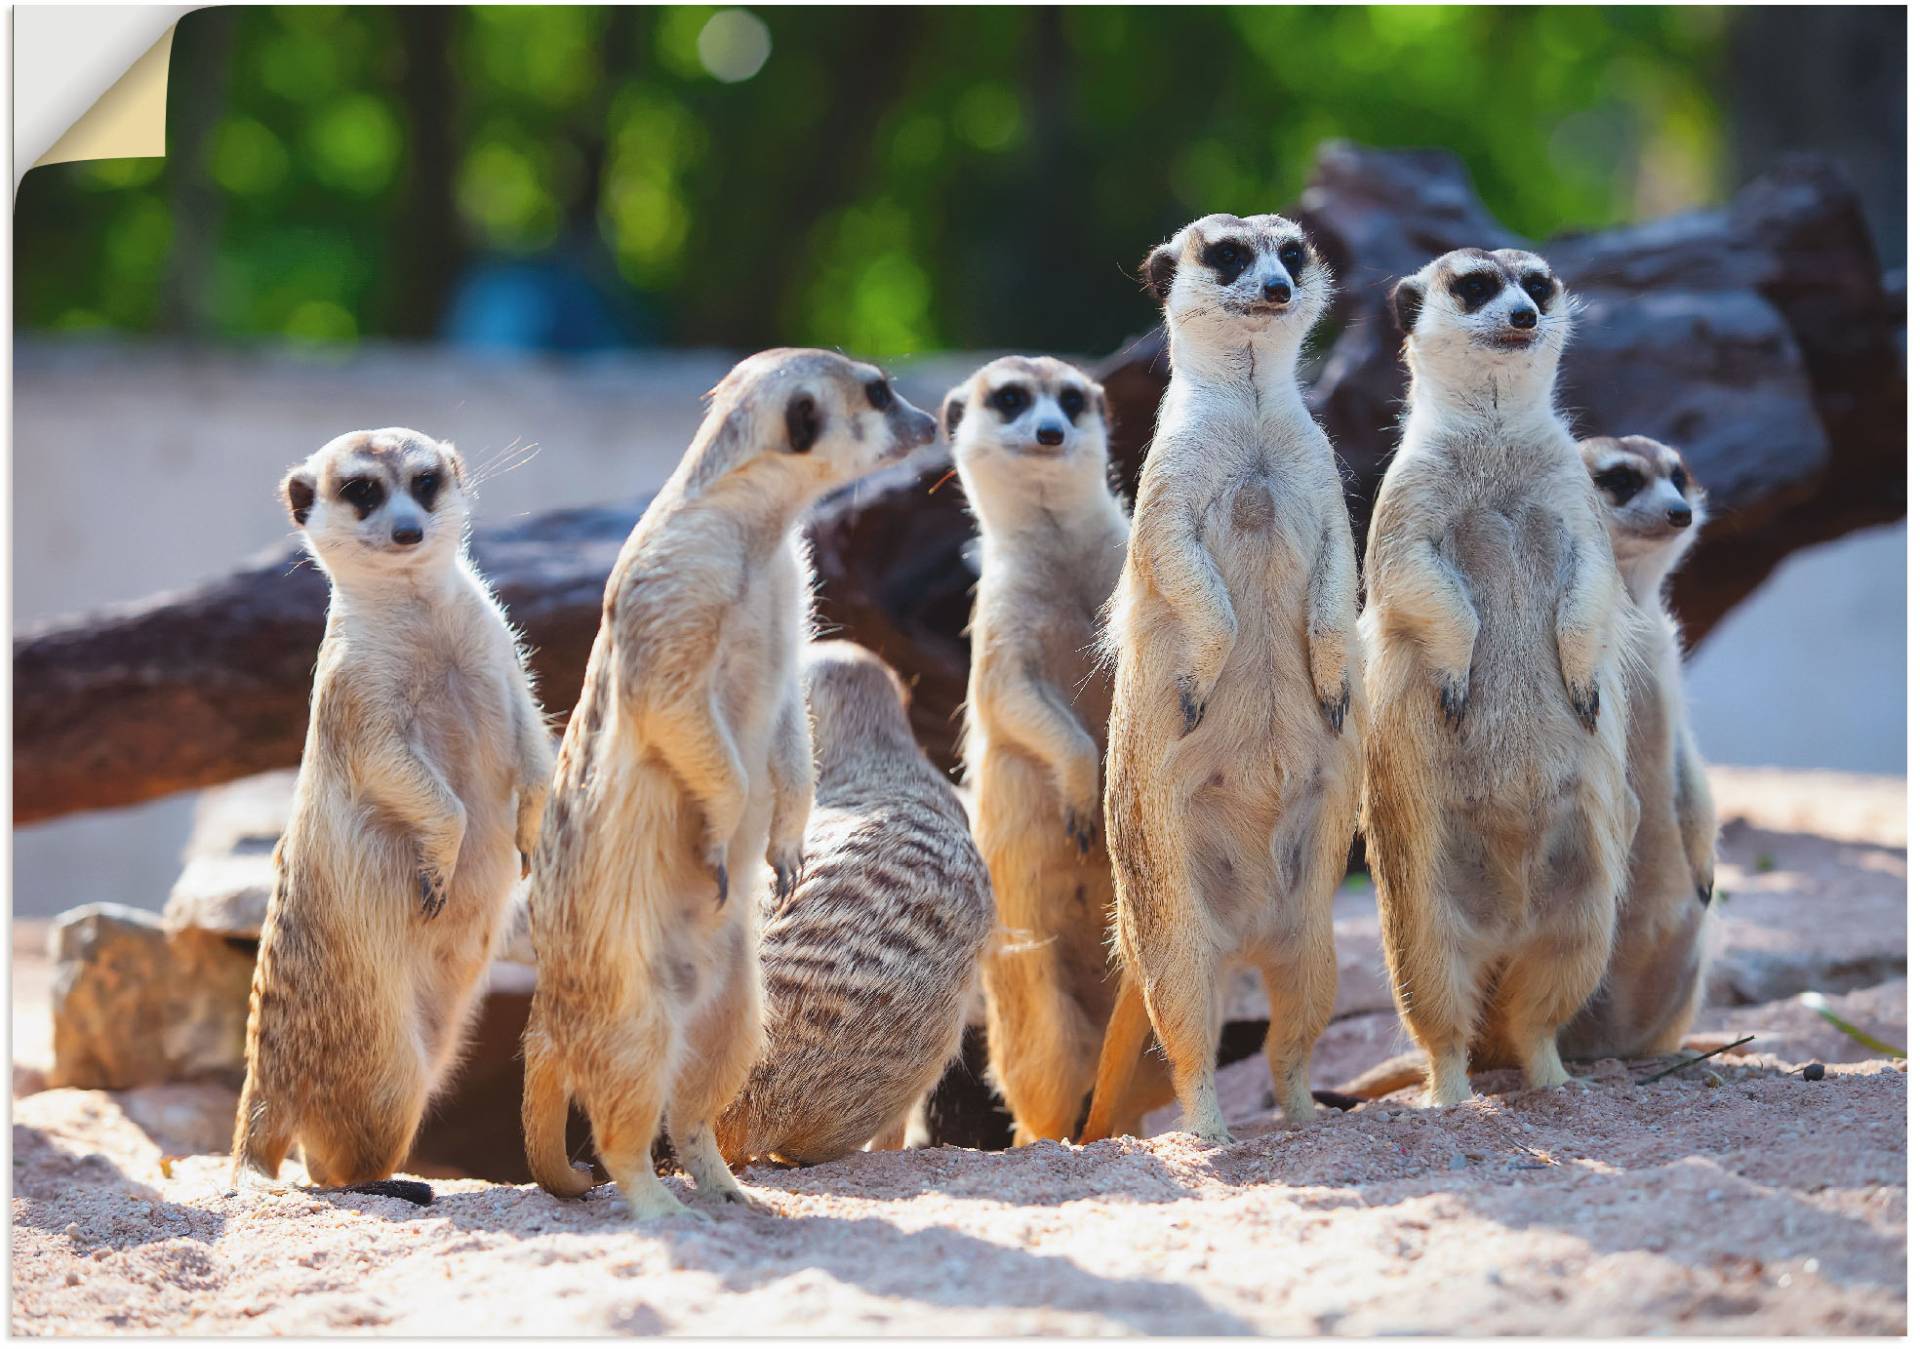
[697,10,772,84]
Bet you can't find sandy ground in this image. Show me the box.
[9,768,1908,1334]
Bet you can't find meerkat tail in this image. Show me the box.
[522,1048,595,1199]
[1079,975,1153,1143]
[1333,1051,1428,1101]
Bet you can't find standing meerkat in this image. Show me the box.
[1561,433,1715,1058]
[946,355,1169,1145]
[1338,434,1713,1101]
[714,640,993,1167]
[1361,247,1639,1109]
[231,429,552,1200]
[520,350,935,1220]
[1095,214,1365,1145]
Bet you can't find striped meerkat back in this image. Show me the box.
[716,642,993,1166]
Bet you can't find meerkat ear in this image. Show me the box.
[785,393,821,453]
[1141,243,1179,303]
[941,388,966,442]
[441,442,468,485]
[1390,277,1425,334]
[1092,384,1111,435]
[282,468,317,527]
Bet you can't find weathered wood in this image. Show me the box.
[14,146,1903,822]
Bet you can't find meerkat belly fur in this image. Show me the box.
[1098,214,1365,1145]
[232,429,553,1198]
[1561,434,1716,1058]
[520,349,934,1220]
[714,641,992,1166]
[1361,248,1641,1109]
[945,356,1169,1144]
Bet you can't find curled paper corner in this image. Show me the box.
[15,6,194,192]
[35,27,176,171]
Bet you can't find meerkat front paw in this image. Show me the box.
[1175,675,1207,736]
[416,866,451,919]
[1567,679,1600,732]
[1438,672,1471,730]
[1064,806,1098,856]
[768,842,805,903]
[1318,676,1351,735]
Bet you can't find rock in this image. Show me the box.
[1804,1062,1827,1081]
[47,904,255,1091]
[1448,1153,1468,1171]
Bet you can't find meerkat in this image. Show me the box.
[231,429,553,1202]
[1340,433,1714,1100]
[944,355,1167,1145]
[520,349,935,1221]
[1360,247,1640,1110]
[1561,433,1716,1057]
[1094,214,1365,1146]
[713,640,993,1167]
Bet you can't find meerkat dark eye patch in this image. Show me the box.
[1057,386,1087,420]
[339,476,386,518]
[1592,466,1644,505]
[990,385,1031,420]
[1201,238,1250,284]
[786,394,820,453]
[411,470,442,510]
[1277,240,1306,275]
[1449,272,1500,312]
[1520,273,1555,308]
[864,378,894,411]
[1670,466,1690,492]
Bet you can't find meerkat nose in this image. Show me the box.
[1509,307,1537,330]
[1035,423,1065,447]
[1667,505,1693,529]
[1263,278,1292,304]
[392,524,424,546]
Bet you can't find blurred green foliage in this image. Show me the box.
[15,5,1731,357]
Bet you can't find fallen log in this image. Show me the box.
[14,145,1903,823]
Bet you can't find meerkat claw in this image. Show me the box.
[711,862,730,907]
[519,850,531,879]
[1176,679,1206,736]
[1569,681,1600,732]
[1320,680,1350,735]
[1065,810,1096,856]
[1439,675,1470,730]
[416,869,448,919]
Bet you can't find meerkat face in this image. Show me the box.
[281,428,469,576]
[1140,212,1331,341]
[1581,434,1707,582]
[1391,247,1572,375]
[942,355,1110,483]
[704,348,936,494]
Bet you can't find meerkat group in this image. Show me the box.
[233,217,1720,1220]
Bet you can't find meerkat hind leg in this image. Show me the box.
[667,934,764,1209]
[1137,944,1231,1145]
[1257,944,1335,1126]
